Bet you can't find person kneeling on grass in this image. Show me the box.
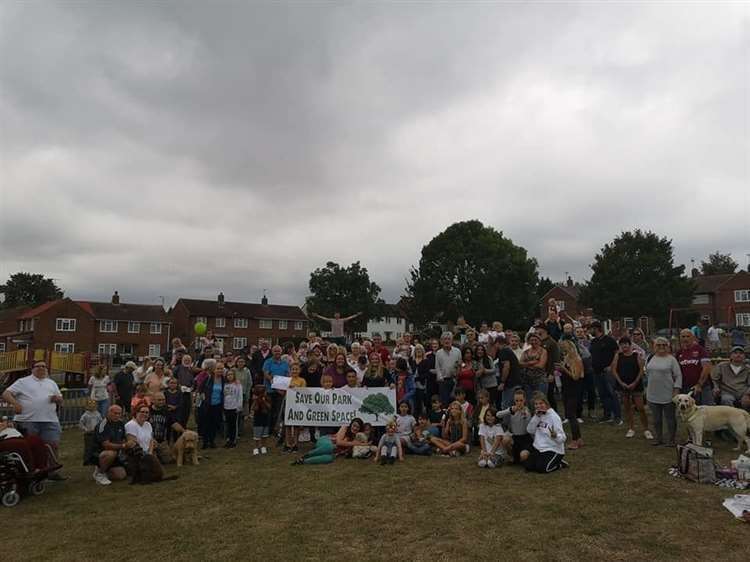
[521,393,567,473]
[497,388,532,464]
[374,420,403,465]
[429,401,469,456]
[478,408,510,468]
[404,414,433,455]
[92,405,132,486]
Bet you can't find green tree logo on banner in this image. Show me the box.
[359,393,394,421]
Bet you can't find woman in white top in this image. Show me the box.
[125,405,155,454]
[88,365,111,418]
[521,393,567,473]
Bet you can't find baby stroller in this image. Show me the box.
[0,423,61,507]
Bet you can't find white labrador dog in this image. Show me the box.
[673,393,750,452]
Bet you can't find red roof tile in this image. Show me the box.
[18,299,65,319]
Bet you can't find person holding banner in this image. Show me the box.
[283,363,307,453]
[263,345,290,437]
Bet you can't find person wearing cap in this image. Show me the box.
[113,361,137,413]
[710,346,750,409]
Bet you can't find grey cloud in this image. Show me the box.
[1,2,747,310]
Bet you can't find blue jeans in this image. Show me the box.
[595,368,621,420]
[96,399,109,418]
[524,382,548,407]
[438,379,455,407]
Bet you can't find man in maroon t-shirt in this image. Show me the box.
[372,334,390,364]
[676,329,713,405]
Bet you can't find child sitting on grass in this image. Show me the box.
[78,399,102,465]
[404,413,433,456]
[375,420,403,465]
[429,401,469,456]
[395,401,416,446]
[478,408,509,468]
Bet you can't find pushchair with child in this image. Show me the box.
[0,417,62,507]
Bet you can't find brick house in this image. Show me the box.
[3,292,171,358]
[170,293,309,352]
[690,270,750,326]
[539,278,586,319]
[0,306,29,352]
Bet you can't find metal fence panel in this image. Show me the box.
[0,388,89,428]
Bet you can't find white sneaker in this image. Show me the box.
[625,429,636,438]
[576,418,584,424]
[260,446,268,455]
[252,448,260,456]
[562,419,569,425]
[487,460,496,469]
[93,469,111,486]
[644,430,654,440]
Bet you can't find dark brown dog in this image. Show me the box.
[126,447,178,485]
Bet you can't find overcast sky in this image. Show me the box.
[1,2,747,309]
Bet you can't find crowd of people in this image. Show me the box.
[1,299,749,486]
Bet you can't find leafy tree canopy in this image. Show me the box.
[0,272,63,309]
[403,220,539,329]
[305,261,382,332]
[578,230,694,326]
[700,251,738,276]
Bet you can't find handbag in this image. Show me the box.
[677,443,716,484]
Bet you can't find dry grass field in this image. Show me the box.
[5,420,749,561]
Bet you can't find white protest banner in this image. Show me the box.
[271,376,290,391]
[285,387,397,427]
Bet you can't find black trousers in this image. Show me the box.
[224,409,238,443]
[180,392,192,428]
[562,377,582,440]
[204,404,223,445]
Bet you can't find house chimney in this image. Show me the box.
[218,292,225,307]
[112,291,120,305]
[566,276,574,288]
[261,293,268,306]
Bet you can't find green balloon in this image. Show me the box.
[194,322,207,336]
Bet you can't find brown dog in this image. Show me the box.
[173,430,199,466]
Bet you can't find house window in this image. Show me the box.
[692,294,710,305]
[100,320,118,333]
[233,337,248,350]
[98,344,117,355]
[735,290,750,303]
[557,301,566,311]
[54,343,75,353]
[0,342,5,352]
[56,318,77,332]
[150,322,162,334]
[128,321,140,333]
[234,318,249,328]
[121,343,134,355]
[216,317,226,328]
[195,316,207,325]
[736,313,750,327]
[623,318,635,329]
[259,319,272,329]
[148,344,161,357]
[295,321,304,331]
[279,320,288,330]
[396,318,402,325]
[19,319,34,332]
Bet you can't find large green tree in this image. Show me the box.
[305,261,383,332]
[404,220,539,329]
[700,251,738,275]
[578,230,694,326]
[0,272,63,309]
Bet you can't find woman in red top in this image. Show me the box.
[457,347,477,405]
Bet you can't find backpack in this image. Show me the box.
[677,443,716,484]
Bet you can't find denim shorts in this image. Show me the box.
[253,426,270,439]
[18,421,62,444]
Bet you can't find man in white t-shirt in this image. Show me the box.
[706,324,722,353]
[2,360,66,479]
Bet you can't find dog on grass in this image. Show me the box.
[126,446,179,485]
[173,430,199,467]
[673,393,750,452]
